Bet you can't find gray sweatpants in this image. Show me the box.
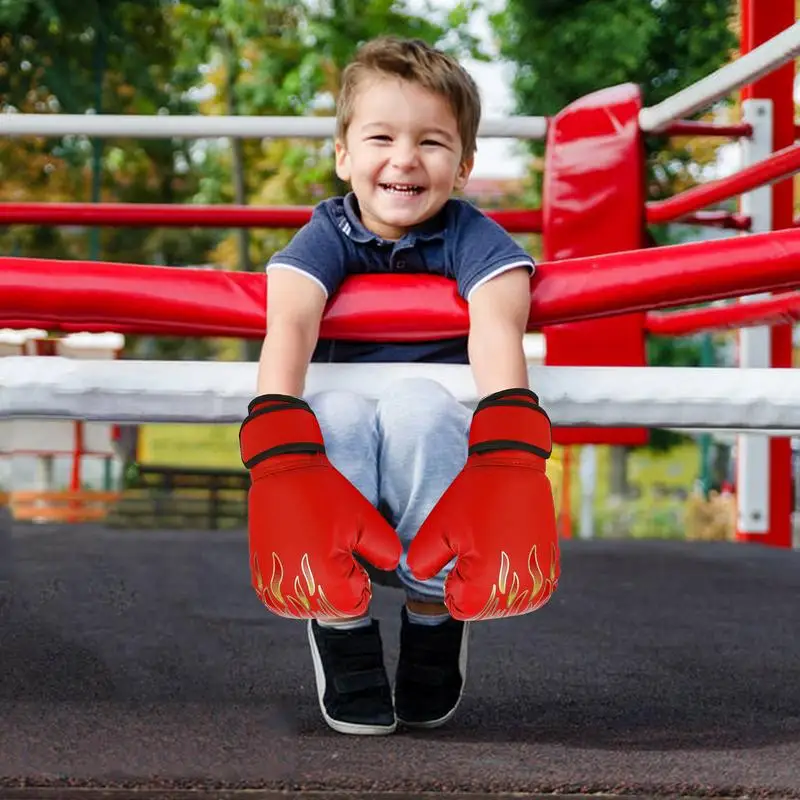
[306,377,470,603]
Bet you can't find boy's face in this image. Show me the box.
[335,75,474,241]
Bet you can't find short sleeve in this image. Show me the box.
[266,202,349,298]
[448,201,535,302]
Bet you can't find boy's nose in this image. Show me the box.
[390,144,419,169]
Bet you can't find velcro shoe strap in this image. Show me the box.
[469,391,552,459]
[240,399,324,469]
[333,667,388,695]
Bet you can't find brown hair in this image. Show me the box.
[336,36,481,162]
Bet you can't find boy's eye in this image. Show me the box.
[368,135,391,142]
[422,139,443,147]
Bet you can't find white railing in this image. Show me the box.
[0,113,549,140]
[2,358,800,432]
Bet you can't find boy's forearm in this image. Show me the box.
[256,320,319,397]
[468,322,529,397]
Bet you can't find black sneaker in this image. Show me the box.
[307,619,396,735]
[394,606,469,729]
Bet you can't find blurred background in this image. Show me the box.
[1,0,798,541]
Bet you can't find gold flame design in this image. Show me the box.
[251,551,360,619]
[466,542,559,621]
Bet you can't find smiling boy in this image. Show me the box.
[242,36,549,736]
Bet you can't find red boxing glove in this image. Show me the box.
[240,394,402,620]
[407,388,560,622]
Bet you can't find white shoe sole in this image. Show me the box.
[307,620,397,736]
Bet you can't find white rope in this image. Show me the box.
[639,23,800,133]
[1,357,799,431]
[0,113,549,141]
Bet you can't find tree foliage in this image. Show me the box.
[493,0,737,115]
[0,0,208,264]
[491,0,738,203]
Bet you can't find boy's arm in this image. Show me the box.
[467,267,531,396]
[256,268,327,397]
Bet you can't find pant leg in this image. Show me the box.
[305,390,379,507]
[375,378,470,602]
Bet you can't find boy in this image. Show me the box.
[240,36,554,736]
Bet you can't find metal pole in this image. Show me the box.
[0,114,550,141]
[698,334,715,495]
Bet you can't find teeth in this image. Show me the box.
[382,183,422,194]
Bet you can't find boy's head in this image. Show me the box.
[334,36,481,240]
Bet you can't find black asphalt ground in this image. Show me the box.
[1,515,800,799]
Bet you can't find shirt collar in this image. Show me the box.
[336,192,448,245]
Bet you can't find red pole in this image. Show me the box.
[645,291,800,336]
[0,203,545,235]
[736,0,795,548]
[70,422,83,492]
[646,142,800,224]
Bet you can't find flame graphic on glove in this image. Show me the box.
[469,543,559,621]
[251,552,357,619]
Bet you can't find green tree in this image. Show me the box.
[0,0,212,267]
[0,0,217,359]
[491,0,738,203]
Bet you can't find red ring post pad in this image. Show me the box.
[2,228,800,338]
[239,398,325,470]
[542,82,647,446]
[468,391,552,461]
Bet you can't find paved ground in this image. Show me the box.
[1,517,799,799]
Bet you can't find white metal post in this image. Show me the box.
[736,99,773,534]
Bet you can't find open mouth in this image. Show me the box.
[379,183,425,195]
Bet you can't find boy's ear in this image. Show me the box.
[453,155,475,191]
[334,139,351,182]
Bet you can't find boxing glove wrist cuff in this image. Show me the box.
[475,387,539,411]
[248,393,309,415]
[468,388,552,459]
[240,396,325,469]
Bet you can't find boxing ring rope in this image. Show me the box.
[0,202,545,235]
[646,140,800,224]
[659,120,752,138]
[2,228,800,339]
[2,358,799,432]
[0,113,550,140]
[0,203,753,234]
[647,292,800,337]
[681,211,751,231]
[0,113,760,142]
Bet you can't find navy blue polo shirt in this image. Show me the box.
[266,192,534,363]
